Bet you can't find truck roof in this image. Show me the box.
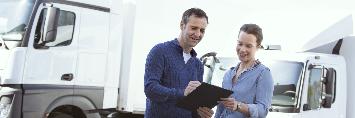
[257,50,342,64]
[302,15,354,53]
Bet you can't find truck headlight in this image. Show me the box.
[0,95,13,117]
[0,103,10,117]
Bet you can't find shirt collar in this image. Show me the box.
[229,60,261,82]
[172,38,197,57]
[234,59,261,73]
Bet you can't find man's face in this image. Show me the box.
[236,31,259,62]
[180,15,208,48]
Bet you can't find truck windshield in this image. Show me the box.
[264,60,303,107]
[208,58,303,108]
[0,0,34,47]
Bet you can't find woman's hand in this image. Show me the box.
[219,97,238,111]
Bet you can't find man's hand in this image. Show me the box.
[197,107,214,118]
[184,81,201,96]
[219,97,238,111]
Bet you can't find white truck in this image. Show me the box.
[2,0,354,118]
[0,0,153,117]
[201,15,355,118]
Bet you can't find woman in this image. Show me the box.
[214,24,274,118]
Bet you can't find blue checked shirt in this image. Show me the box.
[215,62,274,118]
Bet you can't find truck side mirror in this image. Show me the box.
[201,52,220,84]
[43,7,60,43]
[200,52,219,68]
[262,45,281,50]
[200,52,217,61]
[322,68,335,108]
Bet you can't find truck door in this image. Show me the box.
[23,3,79,90]
[300,60,337,117]
[20,2,81,116]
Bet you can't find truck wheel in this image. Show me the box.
[48,112,74,118]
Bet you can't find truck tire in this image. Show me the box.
[48,112,74,118]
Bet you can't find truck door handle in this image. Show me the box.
[61,73,73,81]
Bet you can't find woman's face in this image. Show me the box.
[236,31,259,63]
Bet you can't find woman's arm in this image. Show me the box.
[246,68,274,117]
[214,103,225,118]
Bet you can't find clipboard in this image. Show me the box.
[176,82,233,111]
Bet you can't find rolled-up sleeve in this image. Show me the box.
[247,68,274,118]
[144,45,184,103]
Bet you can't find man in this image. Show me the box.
[144,8,213,118]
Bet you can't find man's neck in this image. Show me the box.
[177,38,192,53]
[183,49,191,54]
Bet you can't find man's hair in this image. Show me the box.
[239,24,263,46]
[181,8,209,24]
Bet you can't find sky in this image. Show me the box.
[131,0,355,57]
[125,0,355,109]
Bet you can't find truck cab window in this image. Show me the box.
[34,8,75,48]
[34,9,46,45]
[307,68,322,110]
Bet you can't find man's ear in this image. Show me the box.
[180,21,184,30]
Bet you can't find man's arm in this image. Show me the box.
[144,45,184,102]
[197,107,214,118]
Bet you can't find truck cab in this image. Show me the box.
[201,50,343,118]
[201,14,355,118]
[0,0,126,117]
